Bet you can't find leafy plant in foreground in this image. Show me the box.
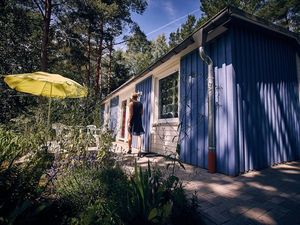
[125,160,203,225]
[0,128,58,225]
[55,164,129,225]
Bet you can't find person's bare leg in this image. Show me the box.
[137,135,142,157]
[127,133,132,154]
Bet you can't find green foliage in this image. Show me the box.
[72,199,121,225]
[127,161,173,224]
[0,127,46,166]
[0,0,41,74]
[151,34,169,61]
[0,0,149,123]
[0,0,41,124]
[0,122,203,225]
[124,26,153,75]
[101,50,131,95]
[55,165,130,225]
[169,15,200,48]
[0,127,57,225]
[53,0,148,96]
[125,161,202,225]
[200,0,300,32]
[257,0,300,32]
[200,0,262,18]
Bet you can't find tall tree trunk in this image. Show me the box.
[95,21,103,97]
[41,0,52,71]
[107,38,113,94]
[86,23,92,88]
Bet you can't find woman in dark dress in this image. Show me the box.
[127,92,144,156]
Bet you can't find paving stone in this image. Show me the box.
[229,205,252,215]
[279,198,300,209]
[251,195,273,204]
[256,214,277,224]
[268,196,287,204]
[255,201,276,212]
[257,207,288,224]
[238,194,254,201]
[203,206,231,225]
[271,205,290,214]
[198,193,221,205]
[201,215,218,225]
[119,153,300,225]
[198,200,215,210]
[222,215,261,225]
[276,211,300,225]
[278,192,291,198]
[291,194,300,203]
[243,207,269,220]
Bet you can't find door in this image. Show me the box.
[120,100,127,138]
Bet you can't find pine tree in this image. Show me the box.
[0,0,41,122]
[124,26,153,75]
[200,0,299,32]
[168,15,198,48]
[169,28,181,48]
[151,34,169,61]
[257,0,300,32]
[180,15,197,40]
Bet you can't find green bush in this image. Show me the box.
[55,164,130,225]
[125,161,203,225]
[54,159,204,225]
[0,128,58,225]
[0,126,203,225]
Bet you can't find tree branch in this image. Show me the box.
[32,0,45,18]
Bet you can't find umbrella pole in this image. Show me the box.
[47,84,52,135]
[47,97,52,130]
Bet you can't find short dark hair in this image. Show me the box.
[131,93,138,100]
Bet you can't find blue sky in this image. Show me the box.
[132,0,202,41]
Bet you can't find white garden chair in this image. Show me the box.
[86,125,101,150]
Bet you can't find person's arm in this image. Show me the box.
[128,102,133,125]
[141,105,144,116]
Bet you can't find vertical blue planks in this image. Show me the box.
[232,23,300,174]
[180,23,300,176]
[135,76,152,152]
[180,49,207,167]
[212,31,238,176]
[109,96,119,137]
[180,31,237,174]
[180,57,187,163]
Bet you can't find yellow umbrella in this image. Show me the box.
[4,71,87,128]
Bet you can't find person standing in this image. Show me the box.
[127,92,144,157]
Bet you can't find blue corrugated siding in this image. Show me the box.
[134,76,152,152]
[232,25,300,174]
[210,31,238,175]
[180,25,300,176]
[109,96,119,137]
[180,48,208,169]
[180,31,236,174]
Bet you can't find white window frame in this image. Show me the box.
[156,70,179,124]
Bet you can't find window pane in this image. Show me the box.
[159,72,178,119]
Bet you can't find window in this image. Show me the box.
[159,72,178,119]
